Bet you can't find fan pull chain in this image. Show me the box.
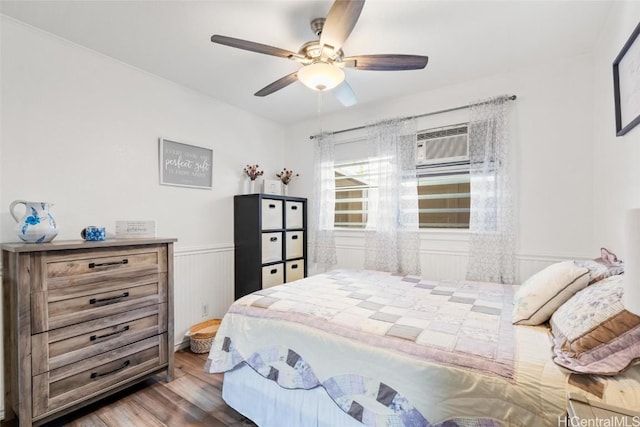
[316,91,324,134]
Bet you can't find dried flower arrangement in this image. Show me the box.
[243,164,264,181]
[276,168,299,185]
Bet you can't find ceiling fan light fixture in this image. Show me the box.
[297,62,345,91]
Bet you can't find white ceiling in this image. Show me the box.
[1,0,613,125]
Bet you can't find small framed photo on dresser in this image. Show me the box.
[263,179,282,195]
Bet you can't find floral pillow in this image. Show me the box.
[512,261,590,326]
[575,247,624,284]
[550,275,640,375]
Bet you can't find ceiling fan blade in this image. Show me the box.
[332,81,357,107]
[320,0,365,54]
[342,54,429,71]
[254,72,299,97]
[211,35,298,59]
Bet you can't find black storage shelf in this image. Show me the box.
[234,193,308,300]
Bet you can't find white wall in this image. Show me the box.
[592,2,640,252]
[0,16,286,350]
[286,50,599,283]
[1,16,286,246]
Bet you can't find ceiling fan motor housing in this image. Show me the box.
[310,18,325,37]
[299,40,344,62]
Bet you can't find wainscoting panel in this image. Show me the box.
[173,244,235,348]
[420,251,571,284]
[420,250,470,281]
[333,231,578,284]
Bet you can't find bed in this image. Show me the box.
[205,268,640,427]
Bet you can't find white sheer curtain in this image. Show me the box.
[309,133,337,271]
[364,118,421,275]
[466,95,515,284]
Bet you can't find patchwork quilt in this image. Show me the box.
[205,269,640,426]
[231,269,515,378]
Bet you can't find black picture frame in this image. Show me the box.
[613,21,640,136]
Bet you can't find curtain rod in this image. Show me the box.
[309,94,517,140]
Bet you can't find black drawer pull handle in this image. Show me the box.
[291,264,298,269]
[90,325,130,342]
[268,204,276,209]
[90,292,130,305]
[291,235,299,240]
[270,236,278,242]
[89,259,128,269]
[291,206,298,210]
[90,360,130,379]
[270,269,277,274]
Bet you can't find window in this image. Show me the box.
[334,124,470,229]
[334,160,369,228]
[417,174,470,228]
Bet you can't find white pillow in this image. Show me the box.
[512,261,590,325]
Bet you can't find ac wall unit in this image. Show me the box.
[416,125,468,165]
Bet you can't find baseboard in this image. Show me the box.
[175,338,190,351]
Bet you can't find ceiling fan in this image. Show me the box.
[210,0,428,107]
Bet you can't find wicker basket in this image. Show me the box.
[186,319,221,353]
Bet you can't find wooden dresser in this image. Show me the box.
[2,238,176,426]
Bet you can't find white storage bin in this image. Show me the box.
[261,232,282,263]
[285,231,304,259]
[286,260,305,283]
[262,199,283,230]
[262,264,284,288]
[285,201,304,229]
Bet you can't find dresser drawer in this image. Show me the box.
[32,273,167,333]
[39,245,168,291]
[32,334,168,419]
[32,303,167,375]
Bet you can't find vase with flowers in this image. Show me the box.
[276,168,299,195]
[243,164,264,193]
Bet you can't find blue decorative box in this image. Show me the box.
[82,226,106,241]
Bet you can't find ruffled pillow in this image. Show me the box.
[575,247,624,284]
[550,275,640,375]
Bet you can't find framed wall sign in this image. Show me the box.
[613,21,640,137]
[159,138,213,189]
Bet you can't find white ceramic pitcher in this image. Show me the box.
[9,200,58,243]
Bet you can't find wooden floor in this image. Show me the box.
[13,350,257,427]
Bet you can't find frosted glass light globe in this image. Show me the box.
[297,62,345,91]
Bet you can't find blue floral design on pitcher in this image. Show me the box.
[10,200,58,243]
